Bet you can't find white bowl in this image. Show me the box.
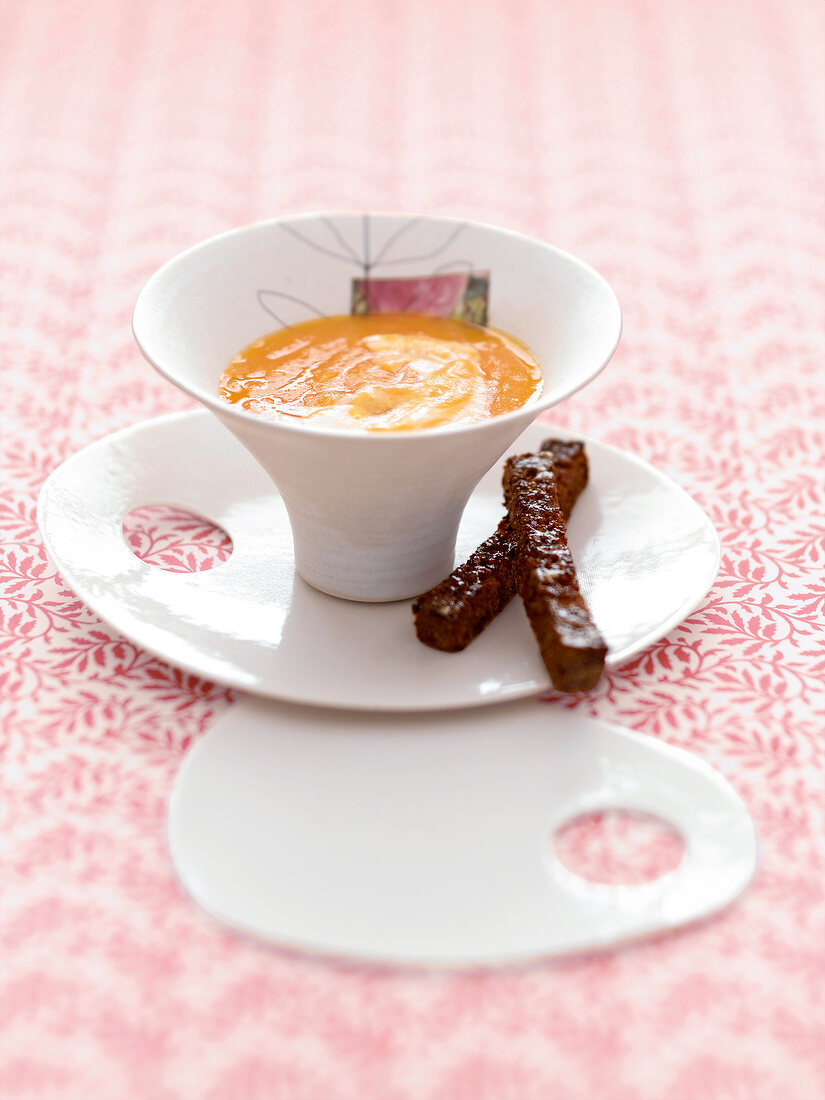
[133,212,621,601]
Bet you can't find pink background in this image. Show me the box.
[2,0,824,1097]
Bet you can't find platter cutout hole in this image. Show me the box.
[552,810,684,885]
[123,505,233,573]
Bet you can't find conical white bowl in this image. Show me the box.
[133,212,621,601]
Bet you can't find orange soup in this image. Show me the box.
[218,313,542,431]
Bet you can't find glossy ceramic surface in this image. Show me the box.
[168,697,757,966]
[37,411,720,710]
[133,213,622,600]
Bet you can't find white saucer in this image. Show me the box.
[168,697,756,966]
[38,411,720,710]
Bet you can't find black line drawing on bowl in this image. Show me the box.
[256,215,484,327]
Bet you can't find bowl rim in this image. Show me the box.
[132,210,623,442]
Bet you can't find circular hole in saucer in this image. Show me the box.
[123,505,233,573]
[552,810,684,885]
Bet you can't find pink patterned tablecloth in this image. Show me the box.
[2,1,824,1097]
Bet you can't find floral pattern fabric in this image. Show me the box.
[1,0,824,1098]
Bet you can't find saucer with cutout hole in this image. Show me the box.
[168,697,756,965]
[37,410,720,710]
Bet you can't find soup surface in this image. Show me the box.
[219,313,542,431]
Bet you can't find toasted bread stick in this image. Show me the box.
[503,452,606,692]
[413,439,588,652]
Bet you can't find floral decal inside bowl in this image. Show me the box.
[351,271,489,324]
[257,215,490,327]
